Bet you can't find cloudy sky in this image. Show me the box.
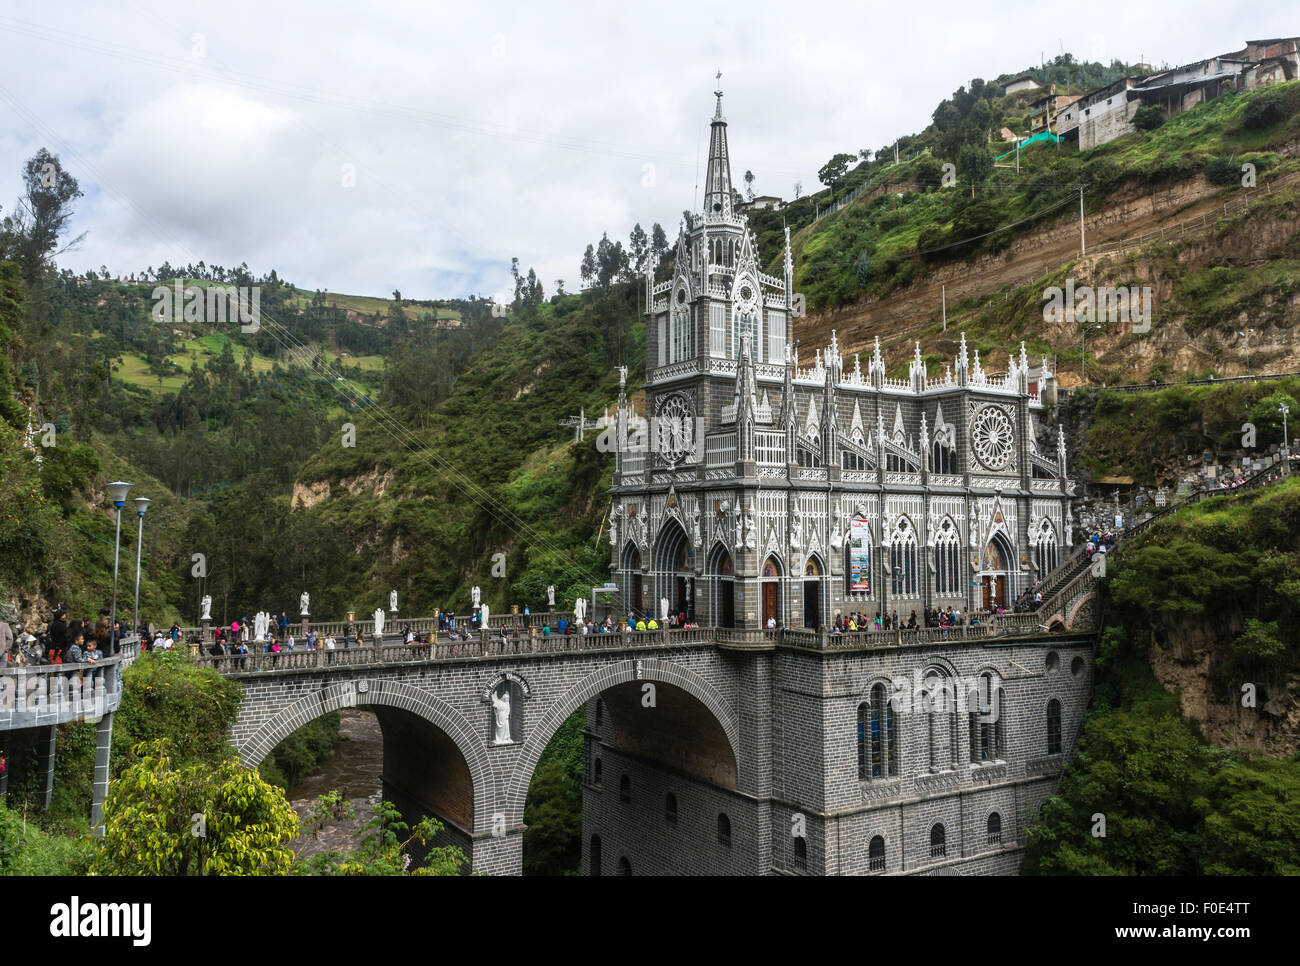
[0,1,1287,302]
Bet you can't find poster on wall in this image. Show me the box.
[848,518,871,592]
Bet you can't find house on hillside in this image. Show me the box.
[740,194,784,212]
[1058,39,1300,150]
[1026,84,1081,135]
[1005,75,1040,95]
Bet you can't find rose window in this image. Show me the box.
[970,406,1014,470]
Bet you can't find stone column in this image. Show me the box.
[39,724,57,811]
[470,827,524,876]
[90,711,114,834]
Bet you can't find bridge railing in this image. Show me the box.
[0,639,137,728]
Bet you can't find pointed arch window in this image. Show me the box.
[932,424,956,474]
[934,518,961,595]
[671,298,693,363]
[968,673,1005,763]
[889,518,919,596]
[1033,518,1059,576]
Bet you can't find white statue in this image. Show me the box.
[690,503,701,548]
[491,687,512,744]
[547,584,556,609]
[609,505,620,547]
[734,501,743,546]
[575,597,587,623]
[299,591,310,616]
[659,597,670,622]
[790,501,803,550]
[200,595,212,621]
[373,608,385,638]
[389,589,398,612]
[830,504,844,551]
[744,503,757,550]
[254,611,270,641]
[472,585,481,608]
[480,603,490,628]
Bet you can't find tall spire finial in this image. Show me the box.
[714,70,724,119]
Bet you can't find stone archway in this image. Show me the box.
[502,657,740,827]
[235,678,497,835]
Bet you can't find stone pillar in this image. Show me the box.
[90,711,114,834]
[470,828,524,875]
[39,724,57,811]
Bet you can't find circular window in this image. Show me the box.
[1046,651,1060,672]
[676,289,687,304]
[970,406,1015,470]
[739,284,753,302]
[1071,656,1084,677]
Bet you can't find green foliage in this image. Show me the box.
[1239,83,1300,131]
[257,713,342,789]
[294,797,468,875]
[91,739,300,875]
[1025,482,1300,875]
[523,707,584,875]
[0,800,95,874]
[818,153,857,190]
[1132,104,1166,131]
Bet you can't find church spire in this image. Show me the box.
[703,72,734,218]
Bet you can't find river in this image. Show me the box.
[287,709,385,860]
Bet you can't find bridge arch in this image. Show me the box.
[503,657,740,826]
[236,679,497,834]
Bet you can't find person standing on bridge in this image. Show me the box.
[278,611,289,639]
[344,619,354,649]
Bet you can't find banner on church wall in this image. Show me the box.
[848,518,871,592]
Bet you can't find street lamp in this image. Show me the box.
[132,497,150,640]
[1081,324,1103,385]
[106,481,132,656]
[1281,403,1290,460]
[1238,329,1254,373]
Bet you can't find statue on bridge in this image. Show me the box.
[547,584,556,609]
[472,585,481,608]
[200,595,212,621]
[299,592,310,616]
[254,611,270,641]
[479,603,489,629]
[373,608,385,638]
[575,596,587,624]
[491,686,513,744]
[390,589,398,613]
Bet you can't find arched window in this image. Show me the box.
[1047,698,1063,754]
[929,823,946,858]
[617,856,631,876]
[717,812,732,847]
[594,759,603,786]
[889,518,919,596]
[864,683,898,779]
[987,812,1002,845]
[934,517,961,595]
[793,835,807,871]
[968,673,1004,763]
[923,671,957,772]
[590,834,602,876]
[868,835,886,872]
[932,423,956,474]
[665,792,678,824]
[1034,518,1059,576]
[671,300,693,363]
[619,773,631,803]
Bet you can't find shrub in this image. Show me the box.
[1204,157,1240,186]
[1132,104,1166,131]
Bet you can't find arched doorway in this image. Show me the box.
[707,543,735,628]
[980,533,1015,611]
[621,543,643,618]
[761,555,783,628]
[652,518,693,623]
[803,555,824,629]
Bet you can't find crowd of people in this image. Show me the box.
[0,608,126,674]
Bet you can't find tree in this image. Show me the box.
[650,223,669,264]
[580,245,596,288]
[1,148,85,290]
[1133,105,1166,131]
[793,181,803,200]
[853,250,871,287]
[91,740,300,876]
[296,797,468,875]
[957,144,993,187]
[744,169,755,201]
[628,222,649,273]
[817,153,856,192]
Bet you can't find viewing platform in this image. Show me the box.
[0,639,139,731]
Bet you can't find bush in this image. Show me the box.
[1132,104,1166,131]
[1204,157,1240,186]
[1240,85,1300,131]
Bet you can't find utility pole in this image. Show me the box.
[942,284,947,332]
[1079,185,1086,256]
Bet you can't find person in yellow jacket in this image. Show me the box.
[647,617,659,630]
[635,618,647,631]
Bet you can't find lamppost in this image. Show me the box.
[1080,324,1102,385]
[1239,329,1254,373]
[1281,403,1290,461]
[132,497,150,640]
[106,481,132,655]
